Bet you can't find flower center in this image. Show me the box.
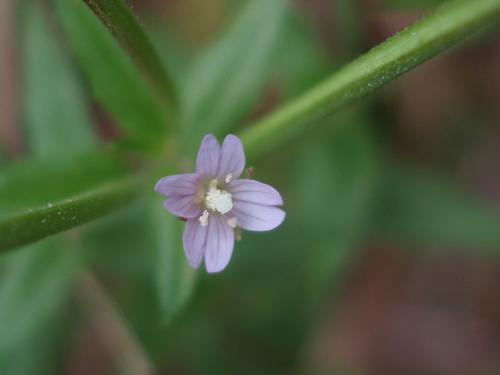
[205,180,233,215]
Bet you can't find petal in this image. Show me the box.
[164,196,201,218]
[217,134,245,180]
[155,173,200,197]
[196,134,221,177]
[231,201,285,232]
[229,179,283,206]
[205,214,235,273]
[183,219,208,269]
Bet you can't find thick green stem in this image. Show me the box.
[0,178,139,252]
[241,0,500,159]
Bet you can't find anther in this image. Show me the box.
[227,217,238,228]
[199,210,209,226]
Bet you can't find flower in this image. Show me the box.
[155,134,285,273]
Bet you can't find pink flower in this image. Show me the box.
[155,134,285,273]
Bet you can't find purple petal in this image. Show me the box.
[229,179,283,206]
[164,196,201,218]
[204,214,235,273]
[155,173,200,197]
[183,219,208,268]
[196,134,221,177]
[231,201,285,232]
[217,134,245,180]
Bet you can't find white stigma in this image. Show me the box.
[199,210,209,226]
[225,174,233,183]
[205,180,233,214]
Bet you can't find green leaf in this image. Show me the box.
[55,0,171,148]
[148,193,196,322]
[6,37,128,242]
[81,0,176,110]
[374,162,500,249]
[272,11,331,100]
[240,0,500,159]
[0,239,81,374]
[0,152,138,252]
[22,2,96,157]
[80,200,175,355]
[296,124,379,239]
[182,0,287,140]
[294,119,381,304]
[0,5,95,372]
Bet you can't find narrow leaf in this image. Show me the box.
[272,11,331,100]
[149,193,196,322]
[241,0,500,158]
[23,2,96,157]
[1,6,96,373]
[182,0,287,139]
[0,239,80,374]
[55,0,170,147]
[81,0,176,109]
[295,120,380,305]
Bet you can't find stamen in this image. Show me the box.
[235,228,242,241]
[225,174,233,183]
[199,210,209,226]
[227,217,238,228]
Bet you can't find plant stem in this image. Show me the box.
[79,272,154,374]
[241,0,500,159]
[82,0,177,114]
[0,177,139,252]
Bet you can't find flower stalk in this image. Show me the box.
[241,0,500,159]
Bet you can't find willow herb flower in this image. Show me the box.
[155,134,285,273]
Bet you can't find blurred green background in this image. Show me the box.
[1,0,500,374]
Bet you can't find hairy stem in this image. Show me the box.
[241,0,500,159]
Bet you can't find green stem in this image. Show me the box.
[241,0,500,159]
[82,0,177,113]
[0,177,139,252]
